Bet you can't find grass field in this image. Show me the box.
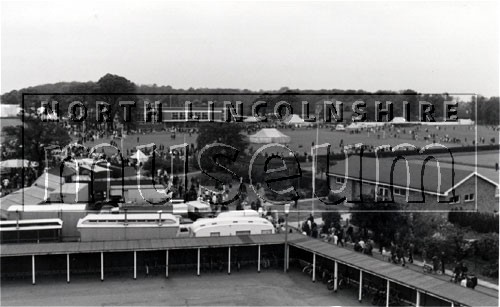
[82,124,498,157]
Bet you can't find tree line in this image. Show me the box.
[1,73,498,125]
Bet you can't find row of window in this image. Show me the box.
[209,229,272,237]
[377,187,407,197]
[199,220,256,228]
[171,112,211,120]
[449,193,475,204]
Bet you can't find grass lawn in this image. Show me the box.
[82,125,497,157]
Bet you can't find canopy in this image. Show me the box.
[248,128,291,144]
[130,149,149,162]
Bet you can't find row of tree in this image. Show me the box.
[2,74,498,124]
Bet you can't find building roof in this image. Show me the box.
[0,234,286,256]
[328,156,479,196]
[0,233,496,306]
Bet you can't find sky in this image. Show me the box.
[1,1,499,97]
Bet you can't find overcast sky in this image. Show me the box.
[1,1,499,96]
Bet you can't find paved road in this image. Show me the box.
[1,269,369,306]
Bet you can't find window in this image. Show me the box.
[449,195,461,203]
[201,113,208,120]
[464,193,475,202]
[261,229,273,234]
[210,232,220,237]
[172,112,179,120]
[378,187,389,197]
[236,230,251,236]
[394,188,407,196]
[179,112,186,120]
[335,177,345,184]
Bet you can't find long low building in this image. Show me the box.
[327,155,499,212]
[0,233,497,306]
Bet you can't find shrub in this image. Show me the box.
[448,210,499,234]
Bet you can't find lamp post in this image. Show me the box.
[284,203,290,273]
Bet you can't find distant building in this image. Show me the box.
[161,107,225,122]
[327,156,499,213]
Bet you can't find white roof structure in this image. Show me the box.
[130,149,149,162]
[248,128,291,144]
[0,159,34,168]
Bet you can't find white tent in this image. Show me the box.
[345,123,362,131]
[130,149,149,162]
[248,128,291,144]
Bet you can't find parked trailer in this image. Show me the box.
[77,212,189,241]
[191,216,275,237]
[7,204,88,241]
[186,199,213,220]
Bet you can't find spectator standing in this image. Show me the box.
[440,251,446,275]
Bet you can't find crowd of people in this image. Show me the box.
[0,166,38,197]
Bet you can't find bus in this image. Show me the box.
[7,204,88,241]
[77,212,185,241]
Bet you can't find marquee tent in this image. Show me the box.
[248,128,291,144]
